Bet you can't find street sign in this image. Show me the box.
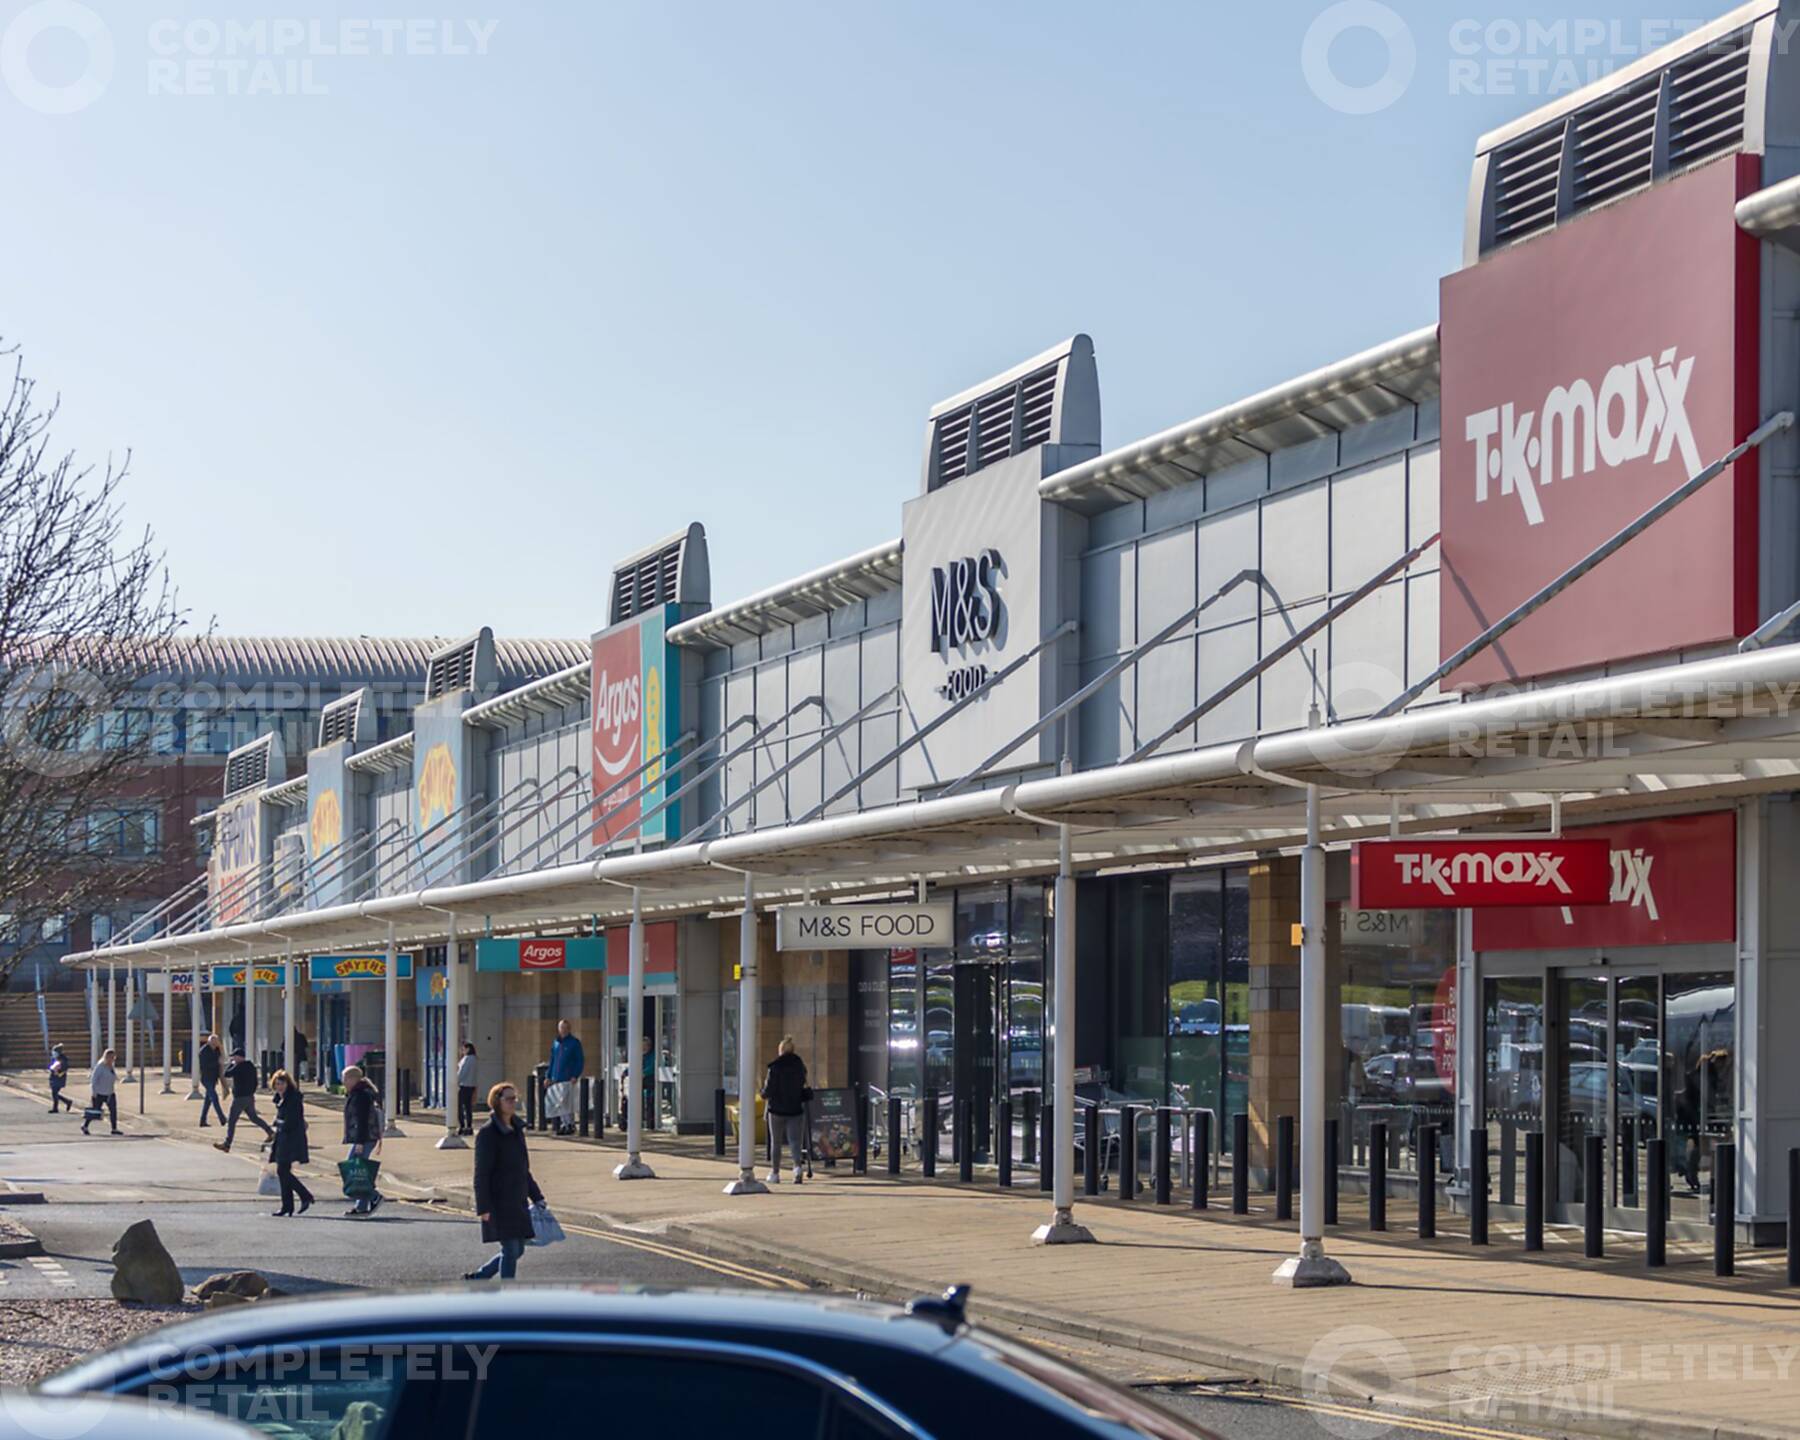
[475,936,606,973]
[307,954,413,984]
[1351,839,1612,909]
[210,965,288,988]
[775,902,954,951]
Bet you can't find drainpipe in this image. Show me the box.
[615,887,656,1180]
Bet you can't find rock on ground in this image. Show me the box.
[196,1270,274,1308]
[110,1219,184,1305]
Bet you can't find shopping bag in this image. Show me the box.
[82,1107,102,1123]
[257,1164,281,1197]
[545,1081,573,1122]
[338,1155,381,1199]
[528,1202,565,1247]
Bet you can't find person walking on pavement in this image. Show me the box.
[82,1049,119,1135]
[340,1064,385,1217]
[546,1020,583,1136]
[761,1035,810,1185]
[456,1043,479,1136]
[47,1044,74,1113]
[214,1049,274,1153]
[268,1069,313,1217]
[197,1034,227,1127]
[466,1081,544,1281]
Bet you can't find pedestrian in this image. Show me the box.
[465,1080,544,1281]
[82,1049,119,1136]
[213,1049,274,1153]
[546,1020,583,1136]
[456,1042,479,1136]
[340,1064,385,1217]
[227,1006,244,1055]
[623,1032,655,1132]
[760,1035,810,1185]
[268,1069,313,1217]
[47,1044,74,1113]
[292,1028,310,1082]
[197,1034,226,1127]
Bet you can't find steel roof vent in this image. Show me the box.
[317,689,372,749]
[921,336,1100,493]
[223,731,284,798]
[424,629,496,701]
[609,522,710,624]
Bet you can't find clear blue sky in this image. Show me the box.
[1,0,1727,640]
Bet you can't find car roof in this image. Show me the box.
[44,1286,961,1392]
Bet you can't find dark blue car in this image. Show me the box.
[42,1286,1217,1439]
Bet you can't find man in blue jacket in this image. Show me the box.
[545,1019,584,1136]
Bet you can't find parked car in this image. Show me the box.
[43,1287,1220,1439]
[0,1394,258,1440]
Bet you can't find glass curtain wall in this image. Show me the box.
[1481,975,1544,1205]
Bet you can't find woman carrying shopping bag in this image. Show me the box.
[465,1081,546,1281]
[338,1064,384,1217]
[268,1070,314,1217]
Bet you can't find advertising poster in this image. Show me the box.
[591,603,680,848]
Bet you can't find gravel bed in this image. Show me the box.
[0,1300,199,1386]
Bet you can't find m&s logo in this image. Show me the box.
[310,788,342,857]
[418,743,457,830]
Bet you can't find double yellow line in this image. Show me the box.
[1203,1386,1548,1440]
[559,1220,809,1291]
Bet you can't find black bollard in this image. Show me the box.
[594,1079,605,1139]
[922,1092,938,1177]
[1524,1131,1544,1252]
[998,1098,1012,1188]
[887,1095,902,1176]
[1276,1115,1294,1221]
[1715,1143,1736,1277]
[1584,1133,1604,1258]
[525,1072,538,1130]
[1084,1103,1101,1197]
[713,1088,727,1157]
[958,1099,974,1183]
[1788,1148,1799,1287]
[1232,1112,1249,1215]
[1154,1107,1172,1205]
[1469,1128,1488,1246]
[1040,1102,1054,1192]
[1500,1118,1517,1206]
[1022,1091,1038,1167]
[1119,1106,1137,1200]
[1419,1124,1438,1240]
[579,1077,591,1138]
[1646,1137,1667,1268]
[854,1087,869,1176]
[1621,1116,1638,1208]
[1369,1120,1388,1232]
[1325,1117,1339,1226]
[1192,1111,1211,1210]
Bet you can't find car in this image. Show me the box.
[0,1394,260,1440]
[42,1286,1220,1440]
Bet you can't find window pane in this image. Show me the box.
[469,1350,824,1436]
[1222,869,1250,1126]
[1665,971,1734,1220]
[148,1352,407,1438]
[1481,975,1543,1204]
[1168,873,1222,1119]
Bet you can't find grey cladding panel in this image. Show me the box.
[1259,483,1330,610]
[1135,526,1198,635]
[1327,578,1407,721]
[1080,544,1132,663]
[1194,620,1258,746]
[1330,455,1408,593]
[1135,634,1198,756]
[1195,506,1260,631]
[1260,600,1327,734]
[1076,657,1132,769]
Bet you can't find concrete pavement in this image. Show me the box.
[6,1071,1798,1440]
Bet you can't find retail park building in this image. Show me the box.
[69,2,1800,1245]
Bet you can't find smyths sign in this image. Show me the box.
[1473,810,1736,951]
[1439,155,1760,687]
[1353,839,1612,909]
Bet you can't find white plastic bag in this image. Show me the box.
[528,1202,565,1247]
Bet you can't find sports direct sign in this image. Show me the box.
[1439,155,1760,686]
[591,604,678,848]
[1352,839,1612,909]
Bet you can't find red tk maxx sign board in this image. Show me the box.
[1352,839,1613,909]
[1438,154,1761,687]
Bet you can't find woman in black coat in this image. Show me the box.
[268,1070,313,1217]
[467,1081,544,1281]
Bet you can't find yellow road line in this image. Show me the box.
[1205,1387,1551,1440]
[560,1220,807,1290]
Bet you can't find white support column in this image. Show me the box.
[123,969,135,1080]
[1275,784,1351,1287]
[106,963,116,1059]
[160,969,173,1093]
[725,871,767,1195]
[282,943,296,1083]
[87,970,99,1067]
[616,889,656,1179]
[1034,824,1093,1244]
[240,956,252,1071]
[383,927,403,1135]
[438,914,467,1150]
[186,961,203,1098]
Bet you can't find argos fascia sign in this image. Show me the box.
[591,603,681,849]
[1439,155,1761,687]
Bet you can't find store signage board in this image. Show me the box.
[1473,810,1736,951]
[307,954,413,984]
[146,972,211,995]
[476,937,607,973]
[210,965,288,988]
[591,603,681,849]
[1352,839,1612,909]
[776,902,954,951]
[1438,155,1760,686]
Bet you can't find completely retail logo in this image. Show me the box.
[930,547,1004,700]
[1466,348,1701,526]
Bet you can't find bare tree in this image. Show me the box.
[0,344,188,987]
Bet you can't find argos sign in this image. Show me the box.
[592,604,680,848]
[1439,155,1760,686]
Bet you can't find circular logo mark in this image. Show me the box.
[0,0,114,115]
[1301,1323,1416,1438]
[0,663,113,778]
[1300,1,1416,116]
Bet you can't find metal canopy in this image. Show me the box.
[63,643,1800,972]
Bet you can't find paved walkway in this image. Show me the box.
[6,1072,1798,1440]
